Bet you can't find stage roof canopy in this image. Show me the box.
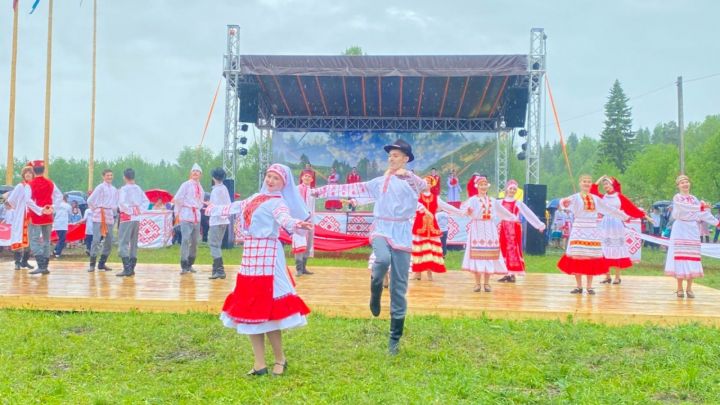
[236,54,530,132]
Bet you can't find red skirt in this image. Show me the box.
[605,257,633,269]
[411,236,446,273]
[222,274,310,324]
[499,221,524,273]
[557,255,609,276]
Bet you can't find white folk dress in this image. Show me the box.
[557,193,629,276]
[460,195,518,274]
[208,192,310,334]
[664,193,719,279]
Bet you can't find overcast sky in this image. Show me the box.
[0,0,718,166]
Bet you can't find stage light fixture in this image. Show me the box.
[517,151,526,161]
[521,142,528,151]
[238,147,248,156]
[518,129,528,137]
[240,124,249,132]
[239,136,248,144]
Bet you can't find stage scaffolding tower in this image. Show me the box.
[496,122,510,192]
[526,28,546,185]
[223,25,241,181]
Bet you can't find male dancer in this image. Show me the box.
[87,169,119,272]
[208,168,231,280]
[25,160,63,275]
[174,163,204,274]
[116,168,149,277]
[314,139,426,355]
[294,169,316,276]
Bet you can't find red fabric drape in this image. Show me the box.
[279,225,369,251]
[51,223,86,243]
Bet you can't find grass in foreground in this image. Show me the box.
[1,310,719,404]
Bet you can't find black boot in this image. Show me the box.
[20,250,34,269]
[13,251,22,270]
[87,256,97,272]
[187,256,197,273]
[369,276,384,317]
[98,255,112,271]
[388,317,405,355]
[129,257,137,276]
[180,259,190,274]
[302,258,314,275]
[295,259,304,277]
[116,257,132,277]
[29,257,50,275]
[209,257,226,279]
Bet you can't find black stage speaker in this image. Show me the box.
[238,83,259,123]
[222,178,235,249]
[504,87,529,128]
[523,183,547,255]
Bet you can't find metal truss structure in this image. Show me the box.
[495,127,511,191]
[222,25,241,180]
[526,28,546,185]
[263,116,497,133]
[222,25,541,189]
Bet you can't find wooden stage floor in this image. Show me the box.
[2,261,720,326]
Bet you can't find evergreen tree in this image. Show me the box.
[597,80,635,173]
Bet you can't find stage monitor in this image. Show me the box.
[523,183,547,255]
[504,87,529,128]
[238,83,259,123]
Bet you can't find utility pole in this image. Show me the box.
[677,76,684,175]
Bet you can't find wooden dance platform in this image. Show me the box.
[2,261,720,326]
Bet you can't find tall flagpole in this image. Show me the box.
[88,0,97,191]
[43,0,54,174]
[6,1,20,185]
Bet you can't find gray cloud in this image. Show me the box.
[0,0,718,168]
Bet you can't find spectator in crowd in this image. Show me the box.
[201,193,210,243]
[152,198,166,211]
[79,206,94,255]
[52,194,72,258]
[69,201,82,224]
[650,208,662,250]
[714,209,720,243]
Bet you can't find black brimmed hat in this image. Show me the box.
[383,139,414,162]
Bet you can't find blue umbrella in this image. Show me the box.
[547,198,559,209]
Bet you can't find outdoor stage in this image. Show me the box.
[2,261,720,326]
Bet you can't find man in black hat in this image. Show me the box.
[313,138,426,355]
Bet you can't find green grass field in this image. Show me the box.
[3,243,720,403]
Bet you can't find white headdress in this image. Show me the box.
[262,163,310,221]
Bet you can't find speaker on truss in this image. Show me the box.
[221,178,235,249]
[238,82,259,123]
[523,183,547,255]
[504,87,529,128]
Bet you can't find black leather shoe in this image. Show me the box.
[246,367,268,376]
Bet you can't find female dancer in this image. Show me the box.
[591,175,651,284]
[461,175,518,292]
[4,164,35,270]
[411,175,463,280]
[497,180,546,283]
[558,174,629,295]
[665,175,719,298]
[206,164,312,376]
